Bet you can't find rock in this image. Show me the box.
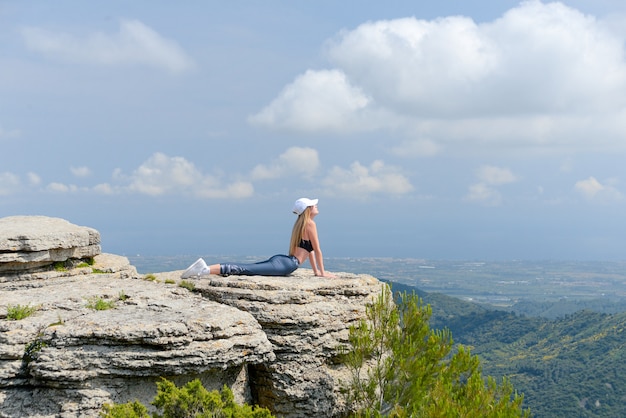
[0,217,385,417]
[0,255,274,417]
[0,216,100,274]
[154,269,384,417]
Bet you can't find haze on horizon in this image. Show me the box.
[2,1,626,261]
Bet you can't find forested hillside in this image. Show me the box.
[388,281,626,418]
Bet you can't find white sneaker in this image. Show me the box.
[181,258,208,278]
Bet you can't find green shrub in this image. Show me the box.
[48,314,65,327]
[76,258,96,267]
[7,304,39,320]
[86,297,116,311]
[342,286,530,417]
[100,379,274,418]
[53,261,68,272]
[24,337,47,364]
[144,274,157,281]
[179,280,195,291]
[100,400,149,418]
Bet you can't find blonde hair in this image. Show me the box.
[289,207,311,255]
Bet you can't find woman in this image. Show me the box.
[181,198,335,278]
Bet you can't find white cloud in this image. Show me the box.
[322,160,413,197]
[20,19,194,73]
[476,165,518,185]
[46,182,80,193]
[120,152,253,199]
[251,147,319,180]
[0,172,41,195]
[126,153,202,196]
[326,15,497,115]
[0,172,20,196]
[93,183,115,195]
[466,165,518,205]
[255,1,626,152]
[575,176,623,201]
[465,183,502,206]
[0,154,253,199]
[70,166,91,178]
[27,172,41,186]
[329,1,626,115]
[249,69,377,133]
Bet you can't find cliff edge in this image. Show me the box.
[0,216,383,417]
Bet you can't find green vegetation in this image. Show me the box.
[7,303,40,320]
[179,280,195,291]
[404,284,626,417]
[91,268,107,274]
[24,336,47,364]
[445,308,626,417]
[86,296,116,311]
[48,314,65,327]
[342,286,529,417]
[53,261,68,272]
[100,379,274,418]
[77,258,95,268]
[144,274,157,281]
[100,400,149,418]
[118,290,129,301]
[164,279,176,284]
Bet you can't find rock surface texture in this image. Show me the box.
[0,216,100,273]
[0,216,383,417]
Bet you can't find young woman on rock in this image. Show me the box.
[181,198,336,278]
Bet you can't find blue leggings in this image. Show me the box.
[220,254,300,276]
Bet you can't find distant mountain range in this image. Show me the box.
[388,280,626,418]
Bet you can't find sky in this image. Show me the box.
[2,1,626,261]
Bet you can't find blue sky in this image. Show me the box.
[2,1,626,260]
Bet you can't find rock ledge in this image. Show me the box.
[0,217,383,417]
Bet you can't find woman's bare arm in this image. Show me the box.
[307,221,335,277]
[308,251,320,275]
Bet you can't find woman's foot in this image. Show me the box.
[181,258,208,278]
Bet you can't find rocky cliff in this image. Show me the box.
[0,216,383,417]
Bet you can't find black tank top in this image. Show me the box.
[298,239,313,252]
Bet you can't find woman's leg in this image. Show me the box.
[220,255,298,276]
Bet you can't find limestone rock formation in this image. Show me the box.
[154,269,382,417]
[0,216,100,273]
[0,216,384,417]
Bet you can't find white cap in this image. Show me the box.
[293,198,318,215]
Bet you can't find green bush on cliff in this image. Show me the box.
[342,286,531,417]
[100,400,149,418]
[7,303,39,320]
[100,378,274,418]
[85,296,115,311]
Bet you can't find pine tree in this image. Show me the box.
[342,286,531,417]
[100,379,274,418]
